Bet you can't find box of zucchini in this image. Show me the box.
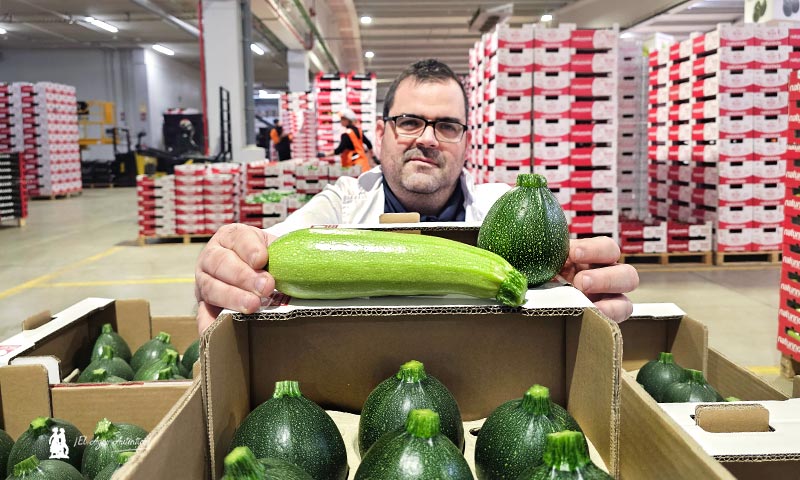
[201,285,624,480]
[0,298,198,440]
[618,303,797,480]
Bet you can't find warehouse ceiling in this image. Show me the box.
[0,0,746,95]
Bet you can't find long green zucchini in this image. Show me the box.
[267,228,527,306]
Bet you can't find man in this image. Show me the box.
[269,119,293,161]
[329,108,374,173]
[195,59,639,332]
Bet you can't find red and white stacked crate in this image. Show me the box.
[136,175,175,237]
[617,39,648,220]
[11,82,81,197]
[777,70,800,365]
[347,72,378,150]
[173,165,207,235]
[279,92,316,160]
[568,26,619,240]
[204,163,240,235]
[0,83,28,225]
[239,160,290,229]
[315,73,347,161]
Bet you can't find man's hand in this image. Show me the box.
[195,224,276,333]
[560,237,639,323]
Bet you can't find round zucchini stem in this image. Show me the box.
[522,385,552,416]
[397,360,427,383]
[273,380,302,398]
[542,431,591,471]
[162,349,179,364]
[686,369,706,384]
[29,416,52,436]
[13,455,41,476]
[155,332,171,344]
[94,418,117,440]
[117,450,136,464]
[224,446,266,478]
[155,367,174,380]
[101,323,114,334]
[657,352,674,364]
[517,173,548,188]
[405,409,440,439]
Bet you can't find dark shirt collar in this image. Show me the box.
[383,180,466,222]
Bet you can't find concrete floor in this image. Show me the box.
[0,187,793,394]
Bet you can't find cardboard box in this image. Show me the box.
[533,71,571,95]
[0,298,197,438]
[201,288,622,479]
[620,304,795,480]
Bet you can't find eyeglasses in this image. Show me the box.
[384,114,467,143]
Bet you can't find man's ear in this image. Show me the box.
[376,118,385,153]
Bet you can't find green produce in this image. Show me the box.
[725,396,741,402]
[359,360,463,456]
[477,173,570,287]
[230,380,348,480]
[130,332,173,372]
[516,431,612,480]
[80,418,148,479]
[787,328,800,342]
[133,348,182,381]
[661,369,720,403]
[0,428,14,475]
[222,447,313,480]
[7,455,83,480]
[155,367,185,381]
[354,409,472,480]
[7,417,85,474]
[82,368,127,384]
[181,339,201,378]
[635,352,688,402]
[475,385,582,480]
[90,323,131,363]
[93,451,136,480]
[78,346,134,382]
[268,228,527,307]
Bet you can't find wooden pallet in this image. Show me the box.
[30,191,82,200]
[714,250,781,266]
[137,234,212,246]
[779,353,799,379]
[84,183,114,189]
[619,251,713,266]
[0,217,26,227]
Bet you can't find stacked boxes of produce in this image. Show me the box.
[279,92,316,160]
[240,160,292,229]
[778,70,800,362]
[467,40,485,181]
[173,164,207,235]
[347,72,378,151]
[203,163,240,235]
[0,153,26,224]
[646,24,796,254]
[295,159,329,195]
[646,46,669,221]
[568,27,619,240]
[532,24,572,197]
[10,82,81,197]
[315,73,347,161]
[0,83,11,154]
[617,39,648,221]
[484,24,535,185]
[136,175,176,237]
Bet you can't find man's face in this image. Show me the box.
[377,78,468,197]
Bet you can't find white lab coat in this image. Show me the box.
[265,167,512,238]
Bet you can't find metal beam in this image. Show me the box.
[130,0,200,37]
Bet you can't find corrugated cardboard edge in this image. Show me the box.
[240,305,586,321]
[0,364,51,438]
[707,348,788,401]
[116,378,209,479]
[619,373,736,480]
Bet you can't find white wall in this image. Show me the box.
[143,49,202,149]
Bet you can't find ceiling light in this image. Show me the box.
[0,27,6,35]
[152,44,175,56]
[250,43,265,56]
[620,32,634,39]
[364,51,375,59]
[360,16,373,25]
[85,17,118,33]
[257,90,281,99]
[541,14,553,22]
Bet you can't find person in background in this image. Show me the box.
[194,59,639,332]
[327,109,375,173]
[270,119,293,161]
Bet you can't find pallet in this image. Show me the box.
[0,217,25,227]
[779,353,799,379]
[84,183,114,189]
[137,234,212,246]
[30,191,82,200]
[619,251,713,266]
[714,250,781,266]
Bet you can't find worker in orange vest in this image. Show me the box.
[329,109,375,173]
[269,119,293,161]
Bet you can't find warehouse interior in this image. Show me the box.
[0,0,798,478]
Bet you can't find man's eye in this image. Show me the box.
[397,118,422,129]
[438,123,459,134]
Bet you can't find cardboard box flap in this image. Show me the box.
[114,299,153,352]
[0,298,114,367]
[630,302,687,319]
[151,315,199,352]
[707,348,787,400]
[660,400,800,459]
[22,310,52,331]
[0,364,51,438]
[620,312,707,372]
[619,374,737,480]
[250,285,593,316]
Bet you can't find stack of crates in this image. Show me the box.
[617,39,648,221]
[203,163,240,235]
[347,73,378,149]
[173,165,207,235]
[315,73,347,160]
[136,175,176,237]
[279,92,316,160]
[0,153,26,224]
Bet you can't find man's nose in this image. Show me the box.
[415,124,439,148]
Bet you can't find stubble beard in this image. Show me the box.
[397,147,446,194]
